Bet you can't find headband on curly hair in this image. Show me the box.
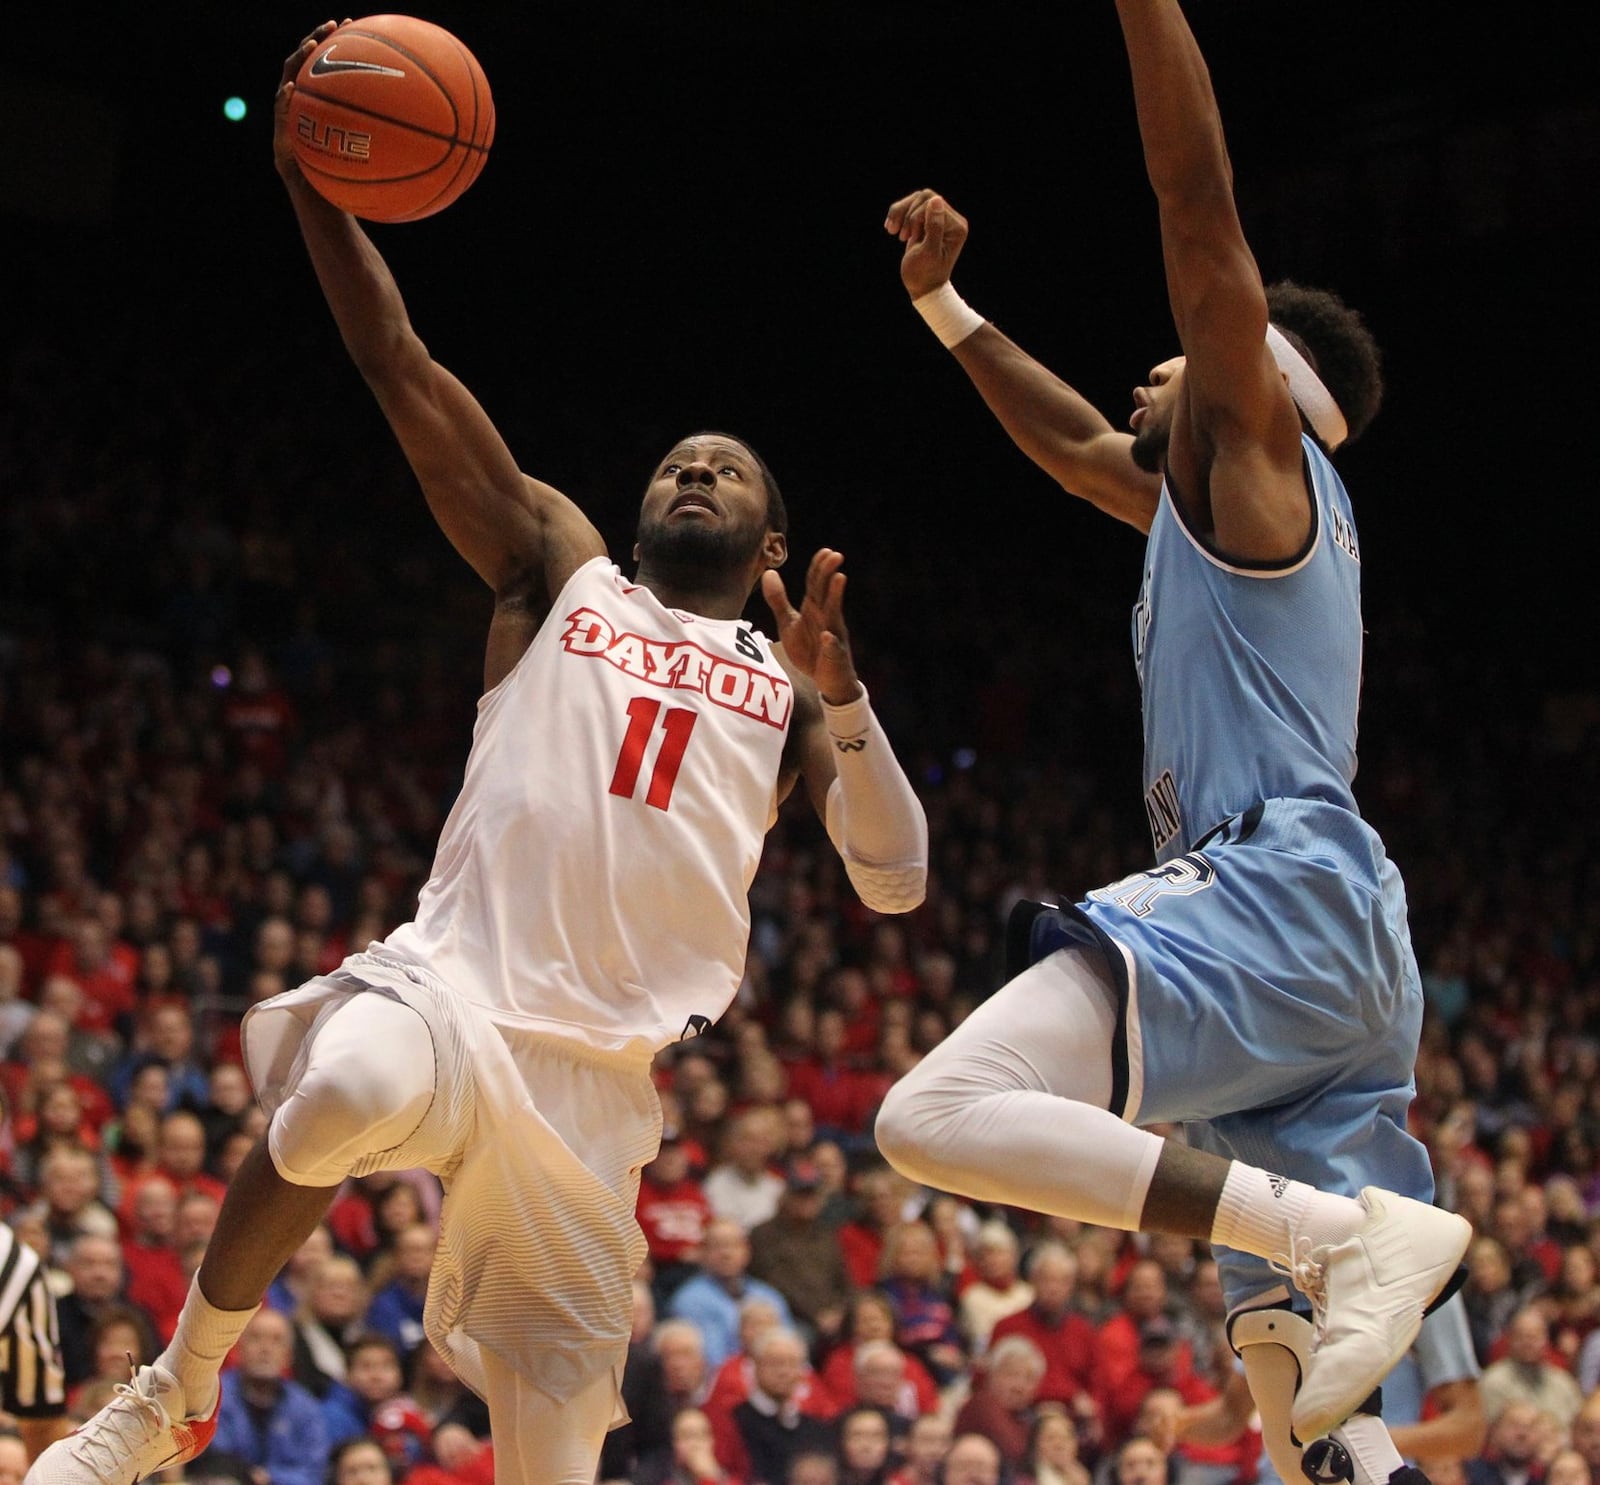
[1266,325,1347,450]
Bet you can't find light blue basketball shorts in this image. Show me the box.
[1031,796,1436,1309]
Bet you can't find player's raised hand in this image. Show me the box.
[762,549,862,707]
[884,189,970,299]
[274,20,345,179]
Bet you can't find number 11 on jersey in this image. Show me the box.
[610,697,698,811]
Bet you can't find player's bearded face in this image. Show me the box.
[1131,357,1184,475]
[1130,415,1170,475]
[635,502,769,583]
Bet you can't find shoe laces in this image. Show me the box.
[69,1363,174,1476]
[1270,1235,1329,1345]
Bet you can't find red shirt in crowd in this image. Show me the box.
[784,1060,876,1136]
[838,1221,887,1290]
[990,1304,1100,1411]
[703,1354,839,1424]
[1095,1311,1194,1400]
[819,1341,939,1416]
[45,937,139,1032]
[122,1239,188,1344]
[1100,1356,1216,1448]
[636,1174,713,1266]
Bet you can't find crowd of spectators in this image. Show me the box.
[3,301,1600,1485]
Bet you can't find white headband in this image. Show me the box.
[1266,324,1348,451]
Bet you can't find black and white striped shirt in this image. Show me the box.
[0,1223,66,1419]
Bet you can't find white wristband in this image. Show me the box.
[818,684,929,915]
[822,685,874,745]
[912,282,985,349]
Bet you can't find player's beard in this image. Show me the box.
[635,512,768,589]
[1130,419,1169,475]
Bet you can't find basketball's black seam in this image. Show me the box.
[391,31,480,223]
[336,25,460,140]
[393,31,490,217]
[294,83,490,154]
[395,145,479,220]
[389,27,479,218]
[297,152,460,189]
[446,31,479,146]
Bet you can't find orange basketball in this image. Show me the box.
[288,15,494,223]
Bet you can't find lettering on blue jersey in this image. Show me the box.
[1144,770,1181,853]
[734,627,763,663]
[1088,851,1216,919]
[1132,568,1153,683]
[1331,509,1361,563]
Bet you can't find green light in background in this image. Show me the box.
[223,96,248,122]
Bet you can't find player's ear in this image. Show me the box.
[632,540,642,564]
[762,531,788,569]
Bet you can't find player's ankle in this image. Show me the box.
[153,1353,220,1420]
[1211,1164,1365,1259]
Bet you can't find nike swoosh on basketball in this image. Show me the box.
[310,45,406,78]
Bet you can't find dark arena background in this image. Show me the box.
[4,2,1600,1479]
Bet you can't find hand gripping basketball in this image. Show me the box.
[281,14,496,222]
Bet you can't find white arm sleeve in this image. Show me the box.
[820,688,928,914]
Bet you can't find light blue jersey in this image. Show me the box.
[1028,437,1435,1308]
[1135,437,1363,860]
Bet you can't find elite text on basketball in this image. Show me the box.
[295,115,373,160]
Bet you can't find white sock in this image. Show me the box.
[1210,1164,1367,1262]
[1335,1413,1406,1485]
[157,1281,259,1417]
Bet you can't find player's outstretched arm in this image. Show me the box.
[886,189,1160,534]
[1114,0,1307,560]
[764,551,927,916]
[273,25,603,621]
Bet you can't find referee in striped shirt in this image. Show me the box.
[1,1088,68,1463]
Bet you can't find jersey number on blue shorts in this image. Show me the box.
[1088,852,1216,918]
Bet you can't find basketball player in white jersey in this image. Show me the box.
[27,24,927,1485]
[870,3,1469,1485]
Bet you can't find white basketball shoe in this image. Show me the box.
[1289,1187,1471,1442]
[24,1362,219,1485]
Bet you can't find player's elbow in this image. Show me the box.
[845,858,926,915]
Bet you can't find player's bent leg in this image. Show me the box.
[25,993,438,1485]
[266,991,436,1189]
[480,1347,618,1485]
[874,948,1167,1231]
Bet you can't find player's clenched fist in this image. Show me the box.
[884,189,970,300]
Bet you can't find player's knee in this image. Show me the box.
[874,1073,938,1181]
[321,1056,432,1139]
[272,1053,435,1185]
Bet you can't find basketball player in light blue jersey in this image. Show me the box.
[873,1,1473,1480]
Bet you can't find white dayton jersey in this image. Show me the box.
[381,557,793,1056]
